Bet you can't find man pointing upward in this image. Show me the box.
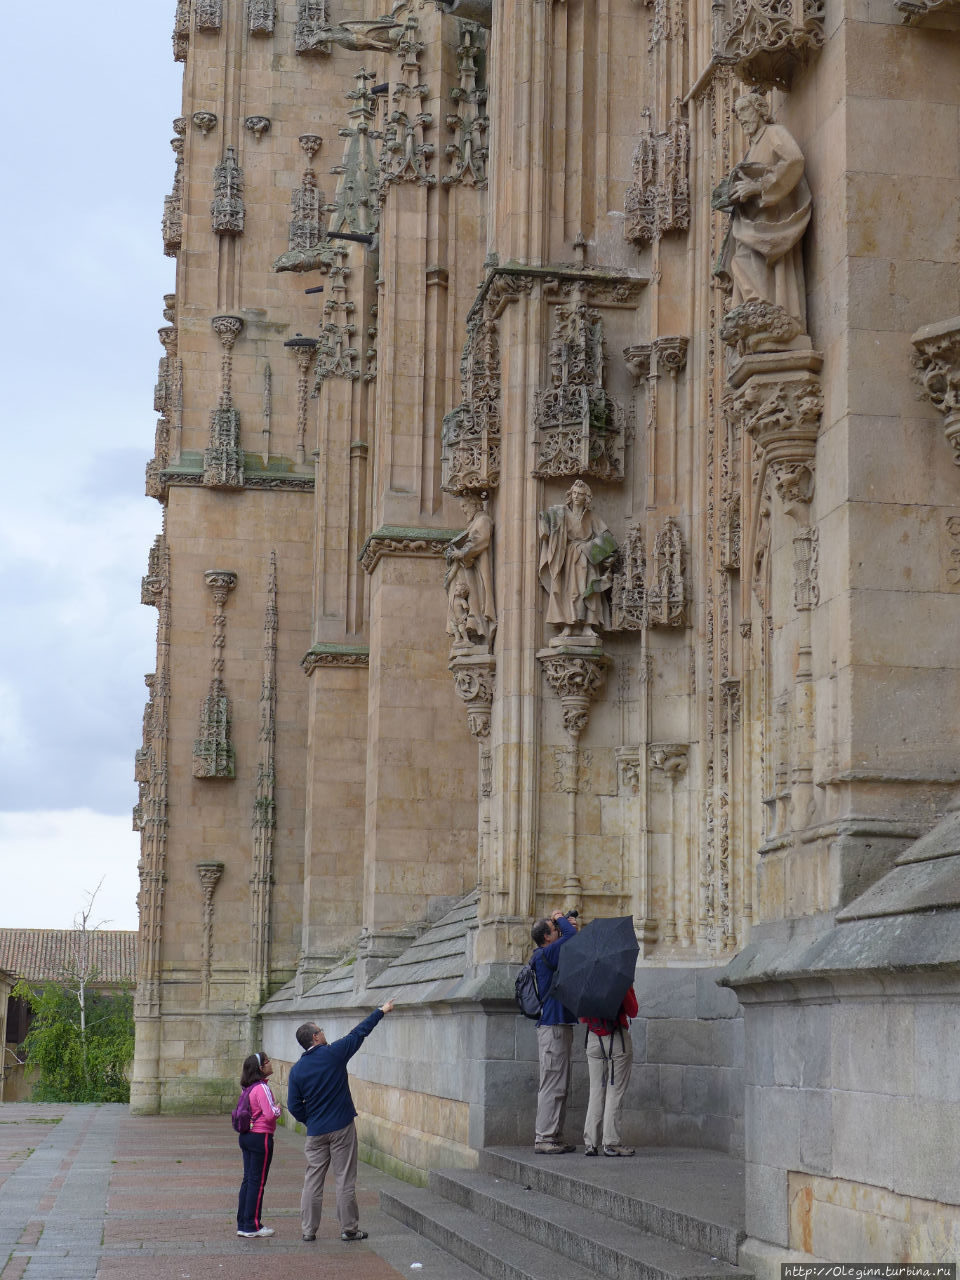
[288,999,395,1242]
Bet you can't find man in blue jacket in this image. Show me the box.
[530,910,578,1154]
[287,999,394,1242]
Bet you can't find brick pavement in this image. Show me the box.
[0,1104,472,1280]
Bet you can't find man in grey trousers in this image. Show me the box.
[530,910,578,1154]
[287,999,394,1242]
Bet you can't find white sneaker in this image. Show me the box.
[254,1227,275,1237]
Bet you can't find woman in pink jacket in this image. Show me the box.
[237,1052,282,1238]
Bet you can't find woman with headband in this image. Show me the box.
[237,1051,282,1238]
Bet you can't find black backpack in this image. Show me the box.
[514,956,543,1020]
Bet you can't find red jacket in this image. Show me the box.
[580,985,638,1036]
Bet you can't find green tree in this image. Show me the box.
[13,881,135,1103]
[13,980,134,1103]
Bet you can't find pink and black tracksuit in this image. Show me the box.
[237,1081,281,1233]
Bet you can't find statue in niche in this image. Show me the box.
[538,479,618,644]
[445,494,496,648]
[713,92,812,335]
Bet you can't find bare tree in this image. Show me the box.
[62,879,109,1091]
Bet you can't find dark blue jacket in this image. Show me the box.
[532,916,577,1027]
[287,1008,384,1136]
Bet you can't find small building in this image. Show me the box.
[0,929,138,1101]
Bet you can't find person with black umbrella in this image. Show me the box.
[529,908,579,1154]
[547,915,641,1157]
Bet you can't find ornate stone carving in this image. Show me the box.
[204,316,245,489]
[720,0,825,88]
[328,70,382,238]
[192,111,218,135]
[539,480,618,644]
[720,494,742,571]
[211,147,244,235]
[537,650,610,741]
[449,652,496,739]
[295,0,331,53]
[314,248,360,385]
[196,861,224,1006]
[379,15,436,197]
[147,324,180,501]
[713,94,811,338]
[649,742,689,777]
[299,134,323,160]
[624,102,689,246]
[533,301,625,481]
[445,496,496,650]
[162,132,184,257]
[720,300,802,357]
[647,517,687,627]
[274,165,330,274]
[284,336,318,464]
[726,357,823,514]
[364,302,378,384]
[196,0,223,31]
[945,516,960,586]
[173,0,190,61]
[250,553,277,1004]
[611,521,646,631]
[442,309,501,494]
[193,571,238,779]
[896,0,960,18]
[135,535,170,1020]
[793,526,819,611]
[911,317,960,463]
[244,115,271,141]
[248,0,275,35]
[360,527,455,575]
[616,747,642,795]
[301,644,370,674]
[443,22,488,189]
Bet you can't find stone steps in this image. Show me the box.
[380,1147,752,1280]
[480,1147,743,1262]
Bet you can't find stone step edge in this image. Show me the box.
[430,1168,750,1280]
[381,1184,600,1280]
[480,1147,743,1263]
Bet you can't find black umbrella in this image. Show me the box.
[549,916,639,1021]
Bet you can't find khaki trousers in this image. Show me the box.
[300,1120,359,1236]
[583,1027,633,1149]
[535,1023,573,1144]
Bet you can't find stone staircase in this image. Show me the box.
[381,1145,753,1280]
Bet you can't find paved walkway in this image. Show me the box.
[0,1103,471,1280]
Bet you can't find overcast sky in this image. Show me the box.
[0,4,183,928]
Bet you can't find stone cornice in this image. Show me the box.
[302,644,370,675]
[359,526,459,574]
[466,261,649,327]
[158,451,315,493]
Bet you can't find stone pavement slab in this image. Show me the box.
[0,1103,477,1280]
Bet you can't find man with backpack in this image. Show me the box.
[529,909,578,1154]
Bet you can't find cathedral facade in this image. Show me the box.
[133,0,960,1267]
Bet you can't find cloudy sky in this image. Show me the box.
[1,5,183,928]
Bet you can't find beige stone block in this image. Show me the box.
[846,172,958,264]
[847,501,941,593]
[848,98,959,180]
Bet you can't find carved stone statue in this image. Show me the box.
[713,92,812,334]
[445,495,496,648]
[304,19,402,53]
[538,480,617,643]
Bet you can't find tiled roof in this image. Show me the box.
[0,930,138,986]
